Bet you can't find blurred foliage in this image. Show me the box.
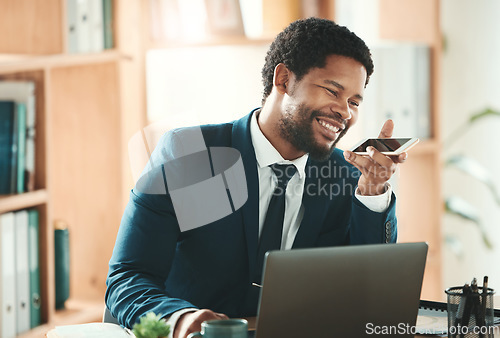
[444,108,500,256]
[132,312,170,338]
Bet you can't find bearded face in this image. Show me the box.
[277,103,349,162]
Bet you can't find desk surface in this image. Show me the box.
[46,315,500,337]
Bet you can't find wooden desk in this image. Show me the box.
[46,312,500,337]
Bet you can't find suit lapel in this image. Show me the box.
[232,111,260,277]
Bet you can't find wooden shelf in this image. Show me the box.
[0,1,133,336]
[0,50,127,73]
[0,189,49,214]
[0,54,35,63]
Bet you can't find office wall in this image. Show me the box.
[146,44,269,126]
[441,0,500,290]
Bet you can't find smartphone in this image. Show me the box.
[350,138,419,155]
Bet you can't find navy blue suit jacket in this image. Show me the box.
[105,111,397,328]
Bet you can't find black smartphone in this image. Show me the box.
[351,138,419,155]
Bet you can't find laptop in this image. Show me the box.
[252,242,428,338]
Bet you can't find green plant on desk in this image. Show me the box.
[132,312,171,338]
[444,108,500,256]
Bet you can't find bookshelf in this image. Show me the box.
[0,64,52,335]
[0,0,144,337]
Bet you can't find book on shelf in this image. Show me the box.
[76,0,92,52]
[0,208,41,335]
[0,101,16,195]
[28,209,41,329]
[103,0,114,49]
[10,102,19,194]
[67,0,113,53]
[1,212,17,337]
[67,0,78,53]
[15,210,30,334]
[16,103,27,194]
[0,81,37,194]
[88,0,105,52]
[55,225,70,310]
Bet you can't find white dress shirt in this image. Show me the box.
[250,111,309,250]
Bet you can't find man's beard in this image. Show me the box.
[277,104,348,162]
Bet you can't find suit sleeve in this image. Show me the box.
[315,153,398,247]
[349,192,397,244]
[105,185,198,328]
[105,130,200,328]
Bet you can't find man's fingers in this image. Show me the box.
[215,312,229,319]
[344,149,395,180]
[176,309,228,338]
[396,152,408,163]
[344,150,371,171]
[388,152,408,163]
[197,309,225,322]
[389,153,408,163]
[366,147,397,173]
[378,119,394,139]
[344,150,379,177]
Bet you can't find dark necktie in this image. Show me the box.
[255,163,297,283]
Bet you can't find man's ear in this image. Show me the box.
[273,63,290,95]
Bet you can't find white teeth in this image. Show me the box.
[318,120,340,133]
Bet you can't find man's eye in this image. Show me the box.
[324,87,338,97]
[349,100,360,107]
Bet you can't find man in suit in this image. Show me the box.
[106,17,406,338]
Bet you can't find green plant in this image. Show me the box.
[443,108,500,256]
[132,312,171,338]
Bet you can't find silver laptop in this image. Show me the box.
[254,242,428,338]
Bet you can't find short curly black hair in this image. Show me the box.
[261,17,374,104]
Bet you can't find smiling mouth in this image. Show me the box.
[317,119,341,133]
[315,116,345,136]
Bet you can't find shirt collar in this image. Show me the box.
[250,110,308,179]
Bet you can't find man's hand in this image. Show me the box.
[343,120,408,196]
[173,309,228,338]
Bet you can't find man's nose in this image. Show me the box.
[333,101,352,121]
